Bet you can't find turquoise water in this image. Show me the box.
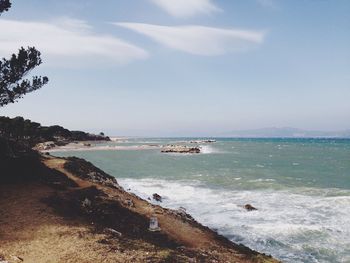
[54,138,350,263]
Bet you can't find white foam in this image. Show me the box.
[200,145,220,154]
[248,178,275,182]
[119,178,350,263]
[110,137,129,142]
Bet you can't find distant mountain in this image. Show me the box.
[222,127,350,138]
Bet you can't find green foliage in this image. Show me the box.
[0,0,48,107]
[0,116,110,146]
[0,47,49,106]
[0,0,11,15]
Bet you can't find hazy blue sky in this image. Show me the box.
[1,0,349,136]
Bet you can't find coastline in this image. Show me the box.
[40,142,162,153]
[0,148,279,262]
[38,141,203,154]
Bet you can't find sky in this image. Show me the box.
[0,0,349,136]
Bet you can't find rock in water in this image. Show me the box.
[153,193,162,202]
[244,204,257,211]
[161,145,200,153]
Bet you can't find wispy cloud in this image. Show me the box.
[257,0,277,8]
[115,23,265,56]
[149,0,221,18]
[0,18,149,67]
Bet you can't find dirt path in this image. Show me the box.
[0,183,126,263]
[44,158,220,249]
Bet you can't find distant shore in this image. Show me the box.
[37,141,161,152]
[36,139,214,154]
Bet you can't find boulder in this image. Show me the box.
[152,193,162,202]
[174,207,195,221]
[244,204,257,211]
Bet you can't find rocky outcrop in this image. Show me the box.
[173,207,195,222]
[63,157,119,189]
[0,117,110,149]
[161,145,200,154]
[33,141,57,151]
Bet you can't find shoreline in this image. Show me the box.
[42,142,162,153]
[37,141,204,154]
[0,149,280,262]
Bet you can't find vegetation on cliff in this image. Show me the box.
[0,116,110,151]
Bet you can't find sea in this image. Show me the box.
[53,138,350,263]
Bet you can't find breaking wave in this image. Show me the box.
[119,178,350,263]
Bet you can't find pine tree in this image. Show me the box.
[0,0,48,107]
[0,0,11,14]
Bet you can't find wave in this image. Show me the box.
[199,145,221,154]
[118,178,350,263]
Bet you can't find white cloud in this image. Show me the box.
[0,18,149,67]
[149,0,221,18]
[115,23,265,56]
[257,0,277,8]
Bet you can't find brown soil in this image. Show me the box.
[0,155,280,263]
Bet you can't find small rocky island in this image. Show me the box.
[161,145,201,153]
